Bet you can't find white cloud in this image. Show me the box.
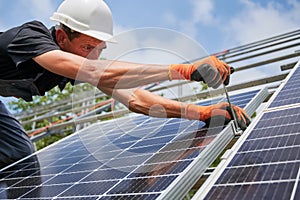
[228,0,300,44]
[103,27,207,64]
[189,0,215,25]
[0,0,59,30]
[230,68,270,85]
[162,12,177,27]
[177,0,217,39]
[175,0,299,49]
[21,0,58,26]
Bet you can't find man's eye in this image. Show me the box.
[81,45,92,51]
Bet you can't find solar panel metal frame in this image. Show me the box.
[157,87,269,200]
[0,87,268,200]
[192,59,300,200]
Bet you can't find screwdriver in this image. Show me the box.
[222,83,242,134]
[222,67,243,134]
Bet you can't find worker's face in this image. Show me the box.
[61,32,106,59]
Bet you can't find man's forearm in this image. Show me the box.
[99,87,187,118]
[94,59,169,89]
[35,50,231,91]
[98,86,251,130]
[34,50,170,89]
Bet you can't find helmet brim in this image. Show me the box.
[81,29,117,43]
[50,14,117,43]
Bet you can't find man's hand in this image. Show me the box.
[185,102,251,130]
[169,56,231,88]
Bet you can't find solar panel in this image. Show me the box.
[193,60,300,200]
[0,88,268,200]
[269,67,300,108]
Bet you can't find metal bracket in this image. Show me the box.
[229,121,243,136]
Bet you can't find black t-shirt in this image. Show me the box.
[0,20,73,101]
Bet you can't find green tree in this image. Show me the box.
[9,82,109,150]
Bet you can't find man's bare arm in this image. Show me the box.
[33,50,232,90]
[99,86,186,118]
[33,50,249,128]
[33,50,169,89]
[98,86,250,130]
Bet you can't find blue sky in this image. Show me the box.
[0,0,299,54]
[0,0,299,107]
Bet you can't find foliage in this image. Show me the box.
[8,82,108,150]
[35,133,65,151]
[201,82,208,91]
[8,82,75,112]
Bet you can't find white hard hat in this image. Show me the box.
[50,0,116,43]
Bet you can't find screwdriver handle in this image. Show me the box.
[191,65,235,82]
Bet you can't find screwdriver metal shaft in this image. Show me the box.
[222,84,241,133]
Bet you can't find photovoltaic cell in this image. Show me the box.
[203,107,300,200]
[0,88,265,199]
[204,182,296,200]
[269,67,300,108]
[197,62,300,200]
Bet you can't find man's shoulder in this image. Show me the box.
[22,20,45,26]
[15,20,56,43]
[20,20,50,31]
[1,20,52,39]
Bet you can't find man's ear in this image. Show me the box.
[55,29,68,49]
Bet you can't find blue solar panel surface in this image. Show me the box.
[201,63,300,200]
[269,67,300,108]
[204,106,300,200]
[0,89,262,199]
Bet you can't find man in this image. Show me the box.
[0,0,250,167]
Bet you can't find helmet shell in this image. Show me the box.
[50,0,116,43]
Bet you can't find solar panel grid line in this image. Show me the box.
[205,181,298,199]
[100,122,168,152]
[127,160,194,180]
[0,133,80,173]
[266,59,300,109]
[0,119,134,198]
[270,92,300,109]
[28,117,130,164]
[237,137,300,155]
[78,118,170,159]
[157,123,236,200]
[216,162,300,184]
[228,140,300,163]
[243,130,300,143]
[211,160,300,172]
[226,146,300,165]
[236,118,300,146]
[99,90,264,198]
[0,88,265,200]
[238,88,269,117]
[101,119,191,154]
[212,179,298,187]
[193,63,300,199]
[191,93,272,199]
[51,118,190,198]
[13,108,209,198]
[157,88,269,200]
[219,182,293,200]
[290,166,300,200]
[81,129,165,165]
[220,68,299,148]
[100,193,161,200]
[2,122,191,198]
[99,120,200,197]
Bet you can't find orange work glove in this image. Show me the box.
[185,102,251,131]
[168,56,231,88]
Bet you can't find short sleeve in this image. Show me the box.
[6,21,60,67]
